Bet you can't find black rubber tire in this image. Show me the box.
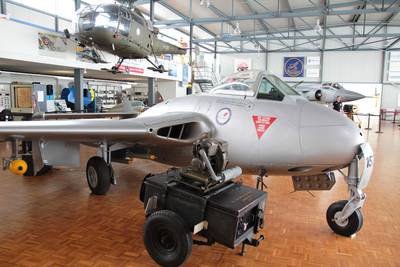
[22,154,34,177]
[86,156,111,195]
[326,200,364,237]
[0,109,13,121]
[144,210,192,267]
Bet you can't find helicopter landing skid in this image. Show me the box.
[145,57,167,73]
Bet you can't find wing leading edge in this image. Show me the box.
[0,112,215,146]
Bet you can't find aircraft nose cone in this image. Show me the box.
[299,102,364,166]
[339,90,365,102]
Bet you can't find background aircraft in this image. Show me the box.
[294,82,365,103]
[0,71,373,239]
[65,2,186,73]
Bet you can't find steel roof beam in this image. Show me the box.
[182,22,400,41]
[206,3,266,51]
[156,1,239,52]
[193,32,400,43]
[386,36,400,49]
[153,6,400,26]
[357,4,400,48]
[210,47,398,54]
[139,7,215,53]
[242,0,289,51]
[243,0,293,50]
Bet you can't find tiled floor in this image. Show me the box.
[0,121,399,266]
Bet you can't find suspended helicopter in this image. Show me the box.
[64,1,186,73]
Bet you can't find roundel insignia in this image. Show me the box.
[216,108,231,125]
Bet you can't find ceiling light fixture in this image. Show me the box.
[233,22,241,35]
[200,0,211,7]
[314,18,322,33]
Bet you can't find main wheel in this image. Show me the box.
[144,210,192,267]
[326,200,363,237]
[86,156,112,195]
[22,154,34,177]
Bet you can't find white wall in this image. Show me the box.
[217,51,384,84]
[157,81,186,100]
[218,53,267,78]
[6,2,56,31]
[382,84,400,109]
[323,51,383,83]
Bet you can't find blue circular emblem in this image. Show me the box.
[284,57,304,77]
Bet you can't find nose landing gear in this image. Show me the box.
[327,143,373,237]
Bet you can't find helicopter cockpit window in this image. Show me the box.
[78,6,95,31]
[93,4,119,32]
[257,78,284,101]
[132,13,146,26]
[119,7,131,36]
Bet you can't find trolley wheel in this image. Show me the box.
[86,156,112,195]
[144,210,192,267]
[326,200,364,237]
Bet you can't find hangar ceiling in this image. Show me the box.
[136,0,400,53]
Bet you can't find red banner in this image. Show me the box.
[118,65,145,74]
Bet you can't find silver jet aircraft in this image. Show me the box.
[294,82,365,103]
[0,70,373,237]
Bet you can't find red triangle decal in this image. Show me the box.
[252,115,277,139]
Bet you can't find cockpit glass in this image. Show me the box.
[209,71,258,96]
[266,74,299,96]
[323,83,342,90]
[257,74,299,101]
[93,4,119,31]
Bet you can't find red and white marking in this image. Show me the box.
[252,115,277,139]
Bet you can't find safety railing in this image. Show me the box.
[192,65,219,86]
[380,108,400,123]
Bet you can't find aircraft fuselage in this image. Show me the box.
[140,94,364,176]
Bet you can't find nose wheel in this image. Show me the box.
[326,143,373,237]
[326,200,363,236]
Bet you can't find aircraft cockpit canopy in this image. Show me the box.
[209,71,299,100]
[209,70,258,96]
[322,82,344,90]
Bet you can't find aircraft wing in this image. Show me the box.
[0,112,215,146]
